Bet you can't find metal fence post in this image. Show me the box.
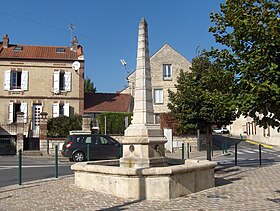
[182,143,185,160]
[87,144,90,161]
[18,149,22,186]
[187,143,190,159]
[235,143,238,166]
[222,140,224,154]
[259,144,262,166]
[55,145,58,178]
[225,140,228,154]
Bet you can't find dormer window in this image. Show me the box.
[13,46,23,51]
[56,48,65,53]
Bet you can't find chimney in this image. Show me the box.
[2,34,9,48]
[71,36,78,52]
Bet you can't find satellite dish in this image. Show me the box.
[72,61,80,71]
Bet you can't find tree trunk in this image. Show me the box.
[206,125,212,161]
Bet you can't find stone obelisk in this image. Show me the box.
[120,18,167,168]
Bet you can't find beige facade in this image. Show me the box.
[0,35,84,138]
[230,116,280,146]
[121,44,191,123]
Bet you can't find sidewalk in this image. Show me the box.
[1,152,280,210]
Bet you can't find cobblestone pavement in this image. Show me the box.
[1,160,280,211]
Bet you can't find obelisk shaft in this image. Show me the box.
[131,18,154,125]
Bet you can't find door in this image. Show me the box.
[97,135,120,159]
[32,104,42,137]
[88,135,101,160]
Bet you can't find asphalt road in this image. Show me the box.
[0,156,74,188]
[212,135,280,166]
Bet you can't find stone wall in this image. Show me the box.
[47,138,66,156]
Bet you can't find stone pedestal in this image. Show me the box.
[82,114,91,133]
[16,112,24,153]
[39,112,48,155]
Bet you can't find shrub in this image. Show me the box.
[47,115,82,138]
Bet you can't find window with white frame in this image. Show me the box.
[8,102,28,123]
[4,70,28,91]
[163,64,172,80]
[154,113,161,124]
[52,103,69,117]
[53,70,71,94]
[154,89,163,104]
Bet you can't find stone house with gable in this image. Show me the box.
[0,34,84,151]
[121,43,191,124]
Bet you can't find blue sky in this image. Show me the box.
[0,0,224,93]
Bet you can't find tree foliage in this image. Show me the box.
[84,77,96,93]
[209,0,280,129]
[47,115,82,137]
[168,55,237,133]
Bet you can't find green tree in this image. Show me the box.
[209,0,280,129]
[47,115,82,137]
[84,77,96,93]
[168,55,237,160]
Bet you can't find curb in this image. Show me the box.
[0,175,74,193]
[245,140,273,149]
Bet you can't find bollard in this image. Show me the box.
[211,142,214,157]
[55,145,58,178]
[187,143,190,159]
[87,143,90,161]
[235,143,238,166]
[222,140,225,154]
[18,149,22,186]
[259,144,262,166]
[119,144,123,158]
[182,143,185,160]
[225,140,228,154]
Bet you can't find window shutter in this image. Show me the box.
[21,71,29,91]
[4,70,11,90]
[8,102,14,123]
[53,70,60,94]
[52,103,59,118]
[64,72,71,91]
[20,103,28,123]
[63,103,70,117]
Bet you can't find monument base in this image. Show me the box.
[120,156,168,168]
[72,159,217,200]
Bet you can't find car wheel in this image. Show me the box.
[72,151,85,162]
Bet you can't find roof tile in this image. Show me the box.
[0,43,82,60]
[84,93,132,113]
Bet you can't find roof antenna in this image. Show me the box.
[68,23,76,46]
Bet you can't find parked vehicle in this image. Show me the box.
[222,127,229,134]
[213,128,223,134]
[61,134,120,162]
[213,127,229,134]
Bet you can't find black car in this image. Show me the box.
[61,134,121,162]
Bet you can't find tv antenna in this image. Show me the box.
[68,23,76,44]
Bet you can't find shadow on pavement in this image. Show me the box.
[98,199,142,211]
[212,134,242,150]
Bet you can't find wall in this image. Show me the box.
[122,44,191,115]
[0,59,84,127]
